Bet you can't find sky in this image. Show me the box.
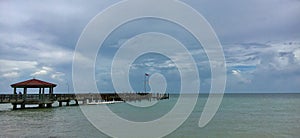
[0,0,300,93]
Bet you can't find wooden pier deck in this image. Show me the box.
[0,93,169,109]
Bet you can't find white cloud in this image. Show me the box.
[0,33,74,65]
[132,59,177,72]
[31,70,48,76]
[2,72,20,78]
[51,72,65,82]
[30,66,65,82]
[42,66,53,72]
[0,59,38,72]
[225,41,300,92]
[231,70,251,84]
[231,70,240,75]
[30,66,55,77]
[294,49,300,62]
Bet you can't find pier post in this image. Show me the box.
[21,104,25,109]
[59,101,62,107]
[12,104,17,110]
[66,101,69,106]
[39,104,45,108]
[46,103,52,108]
[75,100,79,105]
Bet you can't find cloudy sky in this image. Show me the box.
[0,0,300,93]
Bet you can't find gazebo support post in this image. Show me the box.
[13,87,17,101]
[39,88,41,100]
[42,88,45,101]
[23,88,27,100]
[49,87,53,100]
[13,88,17,94]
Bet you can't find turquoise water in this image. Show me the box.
[0,94,299,137]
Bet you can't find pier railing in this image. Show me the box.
[0,94,55,103]
[55,94,76,101]
[0,93,169,104]
[0,94,21,103]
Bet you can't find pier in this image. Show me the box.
[0,78,169,109]
[0,93,169,109]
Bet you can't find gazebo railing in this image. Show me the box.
[0,94,56,103]
[25,94,54,101]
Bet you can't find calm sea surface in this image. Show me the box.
[0,94,299,138]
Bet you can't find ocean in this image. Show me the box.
[0,93,299,138]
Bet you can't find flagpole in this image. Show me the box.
[144,73,146,93]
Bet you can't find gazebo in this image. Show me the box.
[10,78,57,109]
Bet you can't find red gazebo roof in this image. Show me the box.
[11,78,57,88]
